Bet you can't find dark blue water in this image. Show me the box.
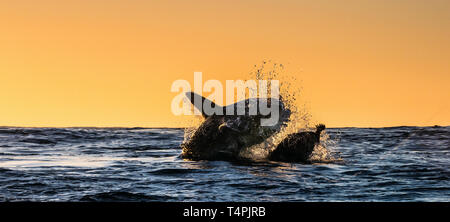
[0,126,448,201]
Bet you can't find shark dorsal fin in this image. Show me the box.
[185,92,222,117]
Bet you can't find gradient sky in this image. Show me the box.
[0,0,449,127]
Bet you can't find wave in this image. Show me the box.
[80,191,176,202]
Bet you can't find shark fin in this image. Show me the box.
[185,92,222,117]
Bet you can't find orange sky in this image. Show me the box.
[0,0,449,128]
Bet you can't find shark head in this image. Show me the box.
[180,92,291,161]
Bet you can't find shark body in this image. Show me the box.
[181,92,291,161]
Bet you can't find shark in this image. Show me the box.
[180,92,291,161]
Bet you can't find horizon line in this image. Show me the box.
[0,124,448,129]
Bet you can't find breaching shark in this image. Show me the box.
[180,92,291,161]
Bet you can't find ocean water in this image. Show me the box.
[0,126,448,202]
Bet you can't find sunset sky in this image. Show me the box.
[0,0,449,128]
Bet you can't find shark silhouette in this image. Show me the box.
[181,92,291,161]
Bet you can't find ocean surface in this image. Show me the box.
[0,126,448,202]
